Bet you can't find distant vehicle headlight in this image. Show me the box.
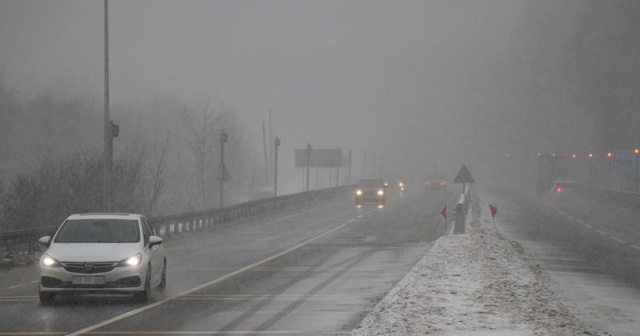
[118,253,142,267]
[356,190,363,196]
[41,254,61,267]
[377,189,384,196]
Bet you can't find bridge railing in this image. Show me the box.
[0,186,351,253]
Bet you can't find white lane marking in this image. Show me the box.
[7,285,22,289]
[609,236,627,244]
[557,207,632,248]
[67,222,348,336]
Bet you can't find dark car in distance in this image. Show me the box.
[354,179,387,205]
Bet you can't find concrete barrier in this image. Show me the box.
[454,185,471,235]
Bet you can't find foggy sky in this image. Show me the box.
[1,0,526,185]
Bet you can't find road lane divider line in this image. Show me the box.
[595,230,608,236]
[609,236,626,244]
[630,245,640,251]
[66,222,349,336]
[0,296,38,302]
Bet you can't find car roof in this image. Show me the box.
[65,213,144,221]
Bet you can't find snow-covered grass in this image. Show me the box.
[351,192,600,335]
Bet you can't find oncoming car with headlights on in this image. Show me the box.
[354,179,387,206]
[38,213,166,304]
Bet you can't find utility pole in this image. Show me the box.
[262,121,269,186]
[102,0,113,212]
[348,149,352,185]
[306,143,312,192]
[220,130,228,208]
[274,137,280,197]
[363,150,367,178]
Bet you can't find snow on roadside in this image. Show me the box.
[351,192,601,335]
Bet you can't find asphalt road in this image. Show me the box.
[484,184,640,335]
[0,186,454,335]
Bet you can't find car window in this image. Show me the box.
[54,219,140,243]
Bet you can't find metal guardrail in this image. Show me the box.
[0,186,351,253]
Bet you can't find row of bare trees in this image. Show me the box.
[0,70,262,232]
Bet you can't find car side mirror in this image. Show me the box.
[39,236,51,248]
[149,235,163,247]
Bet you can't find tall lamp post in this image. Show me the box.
[571,154,577,182]
[607,152,612,189]
[103,0,113,212]
[220,130,228,208]
[588,153,593,186]
[274,137,280,197]
[635,149,639,192]
[306,143,312,192]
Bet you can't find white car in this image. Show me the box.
[550,180,579,197]
[38,213,167,304]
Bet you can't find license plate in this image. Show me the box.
[72,276,106,285]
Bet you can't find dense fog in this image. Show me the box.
[1,0,639,220]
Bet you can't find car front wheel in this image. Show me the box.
[133,267,151,303]
[158,260,167,290]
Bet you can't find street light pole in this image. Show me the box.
[102,0,113,212]
[220,130,228,208]
[306,143,311,192]
[274,137,280,197]
[588,153,593,186]
[635,149,639,192]
[607,152,612,189]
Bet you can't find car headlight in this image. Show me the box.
[378,189,384,196]
[41,254,61,267]
[118,253,142,267]
[356,190,363,196]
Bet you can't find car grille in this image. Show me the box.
[61,262,118,274]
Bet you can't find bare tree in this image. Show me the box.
[142,134,172,216]
[180,95,230,210]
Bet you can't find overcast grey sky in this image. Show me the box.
[0,0,526,182]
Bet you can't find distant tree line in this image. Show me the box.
[0,70,263,232]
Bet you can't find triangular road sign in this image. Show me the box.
[453,165,474,184]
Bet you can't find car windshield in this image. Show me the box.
[54,219,140,243]
[358,180,384,188]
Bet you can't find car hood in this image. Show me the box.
[47,243,142,262]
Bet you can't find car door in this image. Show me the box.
[141,218,164,286]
